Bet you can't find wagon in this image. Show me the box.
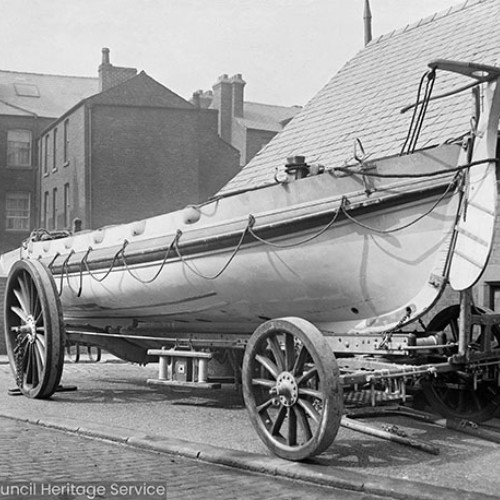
[2,59,500,461]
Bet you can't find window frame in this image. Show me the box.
[64,183,70,229]
[52,128,58,172]
[7,129,32,168]
[63,119,69,165]
[52,187,58,230]
[43,135,49,176]
[5,192,31,232]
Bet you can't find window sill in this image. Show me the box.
[6,165,33,170]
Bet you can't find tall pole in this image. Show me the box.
[364,0,373,46]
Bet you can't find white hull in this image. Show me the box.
[1,145,463,335]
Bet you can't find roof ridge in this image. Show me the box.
[370,0,485,45]
[245,100,301,110]
[0,69,98,80]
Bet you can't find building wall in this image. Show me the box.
[246,129,277,166]
[196,110,240,201]
[0,115,52,254]
[90,105,200,227]
[40,106,88,231]
[89,105,239,228]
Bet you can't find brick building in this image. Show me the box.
[0,71,98,254]
[40,51,239,231]
[192,75,300,166]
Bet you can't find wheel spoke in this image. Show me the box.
[270,406,287,436]
[13,288,29,316]
[284,333,295,372]
[298,387,324,400]
[267,336,285,372]
[11,306,28,323]
[23,344,33,386]
[34,338,46,370]
[252,378,275,389]
[255,353,280,379]
[35,333,46,350]
[256,398,275,414]
[19,276,32,314]
[32,344,44,384]
[293,405,313,441]
[297,398,321,424]
[287,407,297,446]
[292,345,308,376]
[296,366,318,385]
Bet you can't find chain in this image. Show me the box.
[13,332,28,388]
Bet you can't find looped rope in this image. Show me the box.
[174,216,253,280]
[84,240,129,283]
[340,176,457,235]
[248,206,342,249]
[58,250,75,296]
[120,232,181,284]
[47,252,61,273]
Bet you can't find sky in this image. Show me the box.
[0,0,465,107]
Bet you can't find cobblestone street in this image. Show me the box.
[0,417,387,500]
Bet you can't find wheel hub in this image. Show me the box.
[274,371,298,407]
[26,315,37,343]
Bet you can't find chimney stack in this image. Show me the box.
[212,74,233,143]
[98,47,138,92]
[363,0,372,46]
[230,74,246,118]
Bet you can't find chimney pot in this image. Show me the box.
[102,47,110,65]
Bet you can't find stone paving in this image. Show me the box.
[0,417,385,500]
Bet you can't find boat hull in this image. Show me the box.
[1,145,462,335]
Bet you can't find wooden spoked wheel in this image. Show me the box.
[4,260,65,399]
[422,305,500,422]
[243,317,342,461]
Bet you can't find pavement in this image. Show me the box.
[1,354,499,500]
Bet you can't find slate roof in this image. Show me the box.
[0,70,98,118]
[219,0,500,195]
[237,102,302,133]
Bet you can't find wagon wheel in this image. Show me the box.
[4,260,65,399]
[422,305,500,422]
[242,317,342,461]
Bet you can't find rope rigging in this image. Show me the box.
[400,68,436,155]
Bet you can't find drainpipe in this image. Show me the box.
[86,105,93,229]
[364,0,373,46]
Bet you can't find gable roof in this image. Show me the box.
[88,71,193,109]
[0,70,98,118]
[237,102,301,132]
[219,0,500,195]
[42,71,195,133]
